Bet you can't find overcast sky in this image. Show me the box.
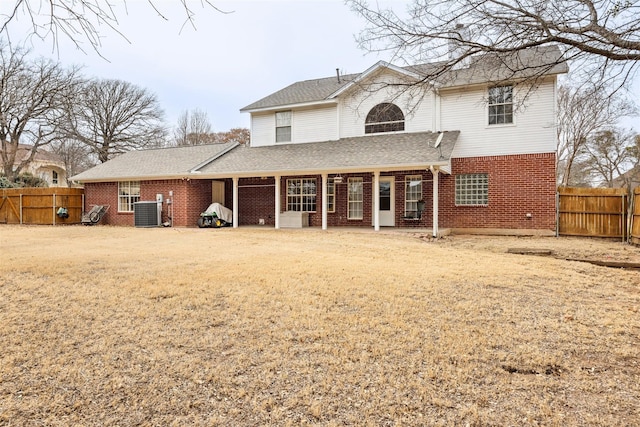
[3,0,638,133]
[4,0,395,132]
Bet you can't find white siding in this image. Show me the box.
[250,113,275,147]
[292,105,337,143]
[249,70,558,158]
[250,105,338,146]
[442,78,558,158]
[339,71,433,138]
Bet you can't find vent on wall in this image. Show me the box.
[134,201,161,227]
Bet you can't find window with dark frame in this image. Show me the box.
[365,103,405,134]
[488,85,513,125]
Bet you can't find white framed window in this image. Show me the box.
[52,170,59,185]
[405,175,422,217]
[455,174,488,206]
[287,178,316,212]
[488,85,513,125]
[276,111,292,143]
[365,103,405,134]
[348,177,363,220]
[118,181,140,212]
[326,178,335,213]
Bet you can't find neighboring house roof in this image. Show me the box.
[1,144,65,168]
[71,132,459,182]
[70,142,238,182]
[612,165,640,188]
[241,45,568,112]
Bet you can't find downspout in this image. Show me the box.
[432,87,441,133]
[430,165,439,238]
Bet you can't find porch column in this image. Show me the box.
[274,175,281,229]
[232,176,239,228]
[321,173,328,230]
[431,166,439,238]
[373,170,380,231]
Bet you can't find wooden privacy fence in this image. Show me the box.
[631,187,640,245]
[557,187,628,240]
[0,188,84,225]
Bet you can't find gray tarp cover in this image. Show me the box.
[204,203,233,223]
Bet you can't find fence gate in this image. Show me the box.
[557,187,628,240]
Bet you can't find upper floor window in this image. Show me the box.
[365,103,405,134]
[276,111,292,142]
[488,85,513,125]
[52,170,59,184]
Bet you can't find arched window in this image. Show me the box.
[365,103,405,134]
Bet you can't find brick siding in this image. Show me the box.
[83,152,556,230]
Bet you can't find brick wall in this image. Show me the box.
[84,179,214,227]
[84,152,555,230]
[440,153,556,230]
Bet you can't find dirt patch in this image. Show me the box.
[1,226,639,426]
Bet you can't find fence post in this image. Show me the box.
[53,194,56,226]
[19,194,22,225]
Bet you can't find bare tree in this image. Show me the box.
[556,82,637,186]
[212,127,250,145]
[350,1,640,92]
[1,1,230,56]
[0,41,80,181]
[63,78,166,163]
[174,109,212,146]
[585,128,637,187]
[50,138,96,185]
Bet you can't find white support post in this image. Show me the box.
[373,171,380,231]
[431,166,439,238]
[232,176,239,228]
[274,175,281,229]
[321,173,328,230]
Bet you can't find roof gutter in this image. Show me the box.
[240,99,338,114]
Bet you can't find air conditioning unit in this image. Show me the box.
[134,201,161,227]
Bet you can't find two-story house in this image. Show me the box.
[73,46,567,234]
[2,144,68,187]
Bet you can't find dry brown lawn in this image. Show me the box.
[1,225,639,426]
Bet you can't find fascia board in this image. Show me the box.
[195,160,452,180]
[328,61,422,99]
[240,99,338,114]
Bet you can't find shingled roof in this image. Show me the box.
[241,45,567,112]
[71,142,238,182]
[196,131,458,177]
[71,132,459,182]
